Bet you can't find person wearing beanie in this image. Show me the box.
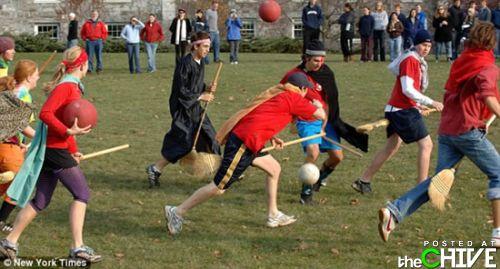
[282,40,369,205]
[0,37,15,78]
[164,72,327,235]
[378,22,499,246]
[352,29,444,195]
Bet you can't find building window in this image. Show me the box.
[34,23,60,39]
[293,18,303,39]
[240,19,255,40]
[107,23,126,39]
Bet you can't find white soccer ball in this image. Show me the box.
[298,163,320,185]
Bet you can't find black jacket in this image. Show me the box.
[433,16,453,42]
[358,15,375,37]
[169,18,192,45]
[67,20,78,41]
[448,5,464,31]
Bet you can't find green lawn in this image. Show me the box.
[12,52,500,268]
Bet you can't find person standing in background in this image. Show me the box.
[416,4,428,30]
[387,12,404,61]
[121,16,144,74]
[493,2,500,58]
[449,0,464,60]
[372,1,389,62]
[170,9,192,65]
[403,9,424,50]
[358,7,375,62]
[226,9,242,65]
[302,0,324,54]
[433,5,453,62]
[206,1,221,63]
[395,4,407,25]
[80,10,108,74]
[141,14,164,73]
[478,0,492,22]
[192,9,210,64]
[0,37,15,78]
[67,13,79,49]
[338,3,355,62]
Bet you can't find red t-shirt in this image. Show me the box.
[439,65,499,136]
[388,56,422,109]
[281,68,327,121]
[232,90,318,153]
[39,82,81,153]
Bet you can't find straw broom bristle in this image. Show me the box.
[428,168,456,211]
[356,124,374,133]
[179,150,222,179]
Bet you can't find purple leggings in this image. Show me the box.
[30,166,90,212]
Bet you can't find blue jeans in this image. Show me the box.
[66,39,78,49]
[126,43,141,73]
[435,41,452,60]
[144,42,158,71]
[495,29,500,58]
[85,39,103,72]
[210,31,220,62]
[229,40,240,62]
[387,129,500,223]
[389,36,402,61]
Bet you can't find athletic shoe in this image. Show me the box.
[0,222,13,234]
[146,164,161,188]
[0,171,14,184]
[492,236,500,248]
[234,61,238,65]
[165,205,183,235]
[0,239,18,261]
[299,194,314,205]
[69,245,102,263]
[352,179,372,194]
[378,208,396,242]
[267,211,297,228]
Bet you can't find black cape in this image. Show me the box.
[161,54,221,163]
[299,63,369,152]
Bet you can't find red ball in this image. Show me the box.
[62,99,98,128]
[259,0,281,23]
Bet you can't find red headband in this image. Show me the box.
[62,50,88,72]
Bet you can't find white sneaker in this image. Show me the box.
[378,208,396,242]
[164,205,183,235]
[491,229,500,248]
[267,211,297,228]
[234,61,238,65]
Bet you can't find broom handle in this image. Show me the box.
[261,133,325,153]
[322,136,364,158]
[81,144,130,160]
[486,115,496,127]
[192,62,223,150]
[38,50,58,75]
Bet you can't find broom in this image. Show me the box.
[81,144,130,160]
[179,63,224,178]
[428,115,496,211]
[356,108,438,134]
[261,133,325,153]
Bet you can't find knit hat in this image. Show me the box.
[0,37,14,54]
[286,72,314,89]
[305,40,326,56]
[414,30,432,46]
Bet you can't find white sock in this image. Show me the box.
[492,227,500,238]
[152,165,161,173]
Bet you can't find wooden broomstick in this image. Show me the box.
[322,136,364,158]
[179,62,223,178]
[81,144,130,160]
[356,108,438,134]
[261,133,325,153]
[428,115,497,211]
[38,50,58,75]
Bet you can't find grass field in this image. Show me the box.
[12,52,500,268]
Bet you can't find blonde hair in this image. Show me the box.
[0,59,37,92]
[44,46,84,92]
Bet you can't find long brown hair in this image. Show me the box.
[0,59,37,92]
[44,46,84,92]
[467,21,497,50]
[434,5,449,18]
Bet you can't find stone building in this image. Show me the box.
[0,0,496,49]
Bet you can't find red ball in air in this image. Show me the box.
[259,0,281,23]
[62,99,98,128]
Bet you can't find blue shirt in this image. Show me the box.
[226,17,242,40]
[492,8,500,29]
[121,21,145,44]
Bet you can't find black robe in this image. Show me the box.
[161,54,221,163]
[299,63,369,152]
